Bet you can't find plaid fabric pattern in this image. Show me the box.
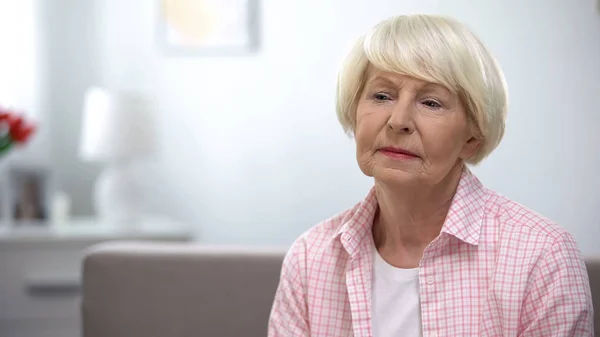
[268,169,594,336]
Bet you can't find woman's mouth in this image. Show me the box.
[379,146,419,160]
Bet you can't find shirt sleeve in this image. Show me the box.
[520,232,594,336]
[268,238,310,337]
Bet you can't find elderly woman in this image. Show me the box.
[268,14,593,337]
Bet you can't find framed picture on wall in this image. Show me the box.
[157,0,260,55]
[7,166,51,227]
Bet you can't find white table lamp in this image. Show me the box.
[79,87,157,227]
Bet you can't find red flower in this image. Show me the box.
[6,113,35,143]
[12,123,35,143]
[0,112,10,124]
[0,107,36,150]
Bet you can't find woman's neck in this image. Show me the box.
[372,163,464,268]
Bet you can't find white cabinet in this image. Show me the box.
[0,217,193,337]
[2,319,80,337]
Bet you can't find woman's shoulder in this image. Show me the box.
[285,200,365,260]
[485,190,577,249]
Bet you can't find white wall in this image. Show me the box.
[49,0,600,253]
[0,0,38,114]
[42,0,103,215]
[0,0,49,163]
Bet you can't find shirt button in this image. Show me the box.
[426,276,435,284]
[430,332,438,337]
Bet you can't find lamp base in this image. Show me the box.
[94,162,144,229]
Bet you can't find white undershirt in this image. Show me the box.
[372,247,423,337]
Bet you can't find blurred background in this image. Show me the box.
[1,0,599,252]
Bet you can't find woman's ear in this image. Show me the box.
[460,137,482,160]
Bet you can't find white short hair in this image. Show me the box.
[336,14,508,165]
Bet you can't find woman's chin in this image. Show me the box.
[372,166,420,186]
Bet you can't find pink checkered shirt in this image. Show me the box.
[268,169,594,336]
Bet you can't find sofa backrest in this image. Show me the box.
[82,242,287,337]
[586,258,600,336]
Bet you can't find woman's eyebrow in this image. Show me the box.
[421,83,453,96]
[366,75,453,97]
[366,75,399,88]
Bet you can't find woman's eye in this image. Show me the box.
[422,99,442,108]
[373,93,391,101]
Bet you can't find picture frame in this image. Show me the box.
[7,165,51,227]
[157,0,260,55]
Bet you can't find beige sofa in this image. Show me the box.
[81,242,600,337]
[81,242,286,337]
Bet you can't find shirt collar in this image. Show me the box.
[439,168,488,246]
[336,167,489,256]
[336,187,378,255]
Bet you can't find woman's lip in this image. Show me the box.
[379,147,419,157]
[379,149,419,160]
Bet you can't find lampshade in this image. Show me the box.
[79,87,157,162]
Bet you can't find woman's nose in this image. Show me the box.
[386,98,415,134]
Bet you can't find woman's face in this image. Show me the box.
[355,68,480,186]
